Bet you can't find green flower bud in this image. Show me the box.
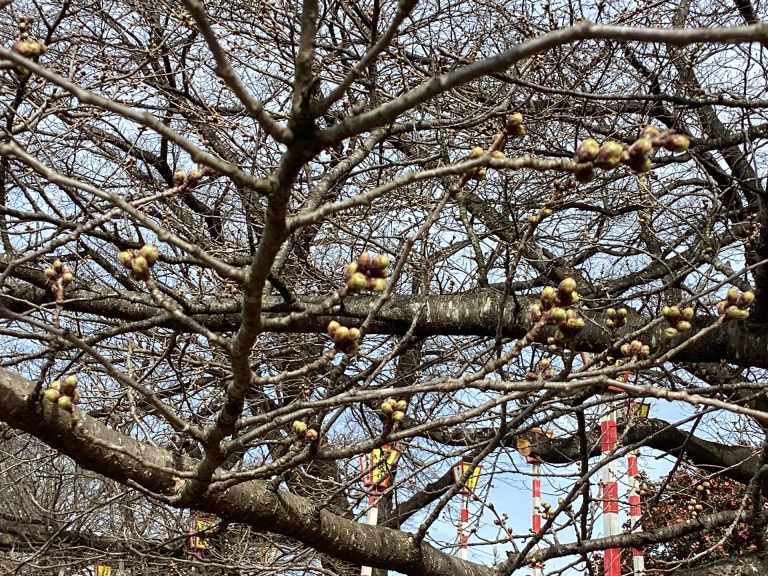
[57,395,74,412]
[594,141,624,170]
[139,244,160,265]
[131,256,149,276]
[664,133,690,153]
[574,138,600,163]
[347,272,368,292]
[558,277,577,296]
[469,146,484,159]
[629,138,653,158]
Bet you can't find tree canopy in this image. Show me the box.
[2,0,768,574]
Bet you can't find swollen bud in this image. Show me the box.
[372,254,389,270]
[118,251,133,268]
[187,168,203,186]
[628,138,653,158]
[506,112,524,128]
[347,272,368,292]
[620,343,631,357]
[663,133,690,153]
[292,421,308,435]
[550,307,567,324]
[139,245,160,265]
[558,277,577,297]
[738,291,755,308]
[639,125,661,141]
[628,156,652,174]
[594,141,624,170]
[57,395,74,412]
[469,146,484,159]
[664,327,679,338]
[131,256,149,276]
[540,286,557,307]
[368,277,387,293]
[725,306,750,320]
[43,388,60,402]
[574,138,600,163]
[334,326,350,343]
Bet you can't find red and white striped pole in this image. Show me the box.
[531,457,543,576]
[361,493,379,576]
[458,492,470,560]
[627,449,645,573]
[601,396,620,576]
[359,445,401,576]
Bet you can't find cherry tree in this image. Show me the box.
[1,0,768,574]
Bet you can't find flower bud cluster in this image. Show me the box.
[604,307,627,331]
[505,113,526,139]
[173,165,218,189]
[327,321,361,354]
[42,375,80,412]
[44,259,75,288]
[620,340,651,359]
[380,398,408,422]
[525,357,554,381]
[716,288,753,320]
[345,252,389,293]
[291,420,318,441]
[466,146,488,180]
[9,17,45,76]
[661,305,694,338]
[530,278,585,350]
[117,245,160,281]
[573,126,690,182]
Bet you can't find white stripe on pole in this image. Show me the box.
[458,493,469,560]
[361,494,379,576]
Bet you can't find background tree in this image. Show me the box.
[1,0,768,575]
[636,466,764,571]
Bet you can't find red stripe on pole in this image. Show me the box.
[533,478,541,497]
[627,454,639,477]
[629,494,641,516]
[369,494,378,508]
[600,420,618,451]
[603,482,619,513]
[633,548,644,556]
[604,548,621,576]
[460,508,469,523]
